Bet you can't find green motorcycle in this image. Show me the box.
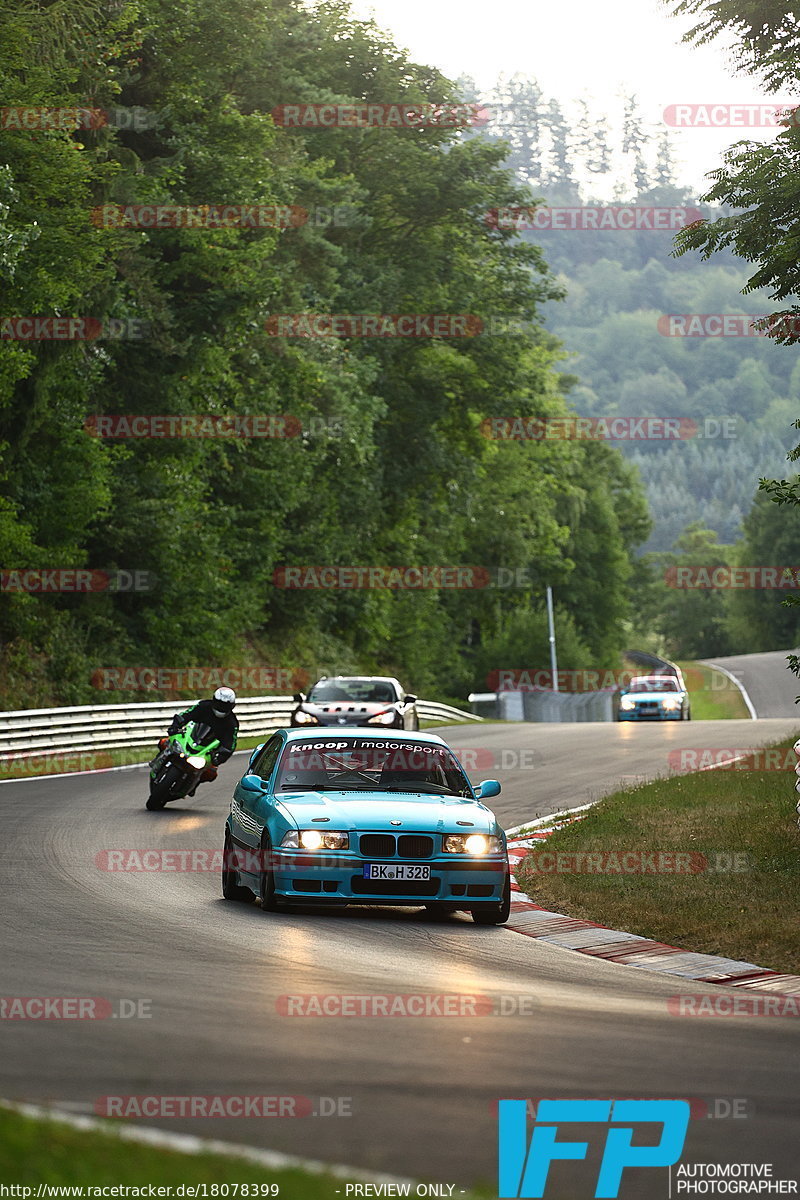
[146,720,220,810]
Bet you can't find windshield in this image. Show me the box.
[307,678,397,704]
[275,739,471,796]
[627,677,680,693]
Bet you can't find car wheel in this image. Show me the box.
[222,828,253,902]
[259,832,280,912]
[471,875,511,926]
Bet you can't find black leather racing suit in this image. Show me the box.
[169,699,239,764]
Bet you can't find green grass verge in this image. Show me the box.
[0,1107,342,1190]
[0,1108,493,1197]
[516,734,800,975]
[677,661,749,720]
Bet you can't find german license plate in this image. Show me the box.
[363,863,431,881]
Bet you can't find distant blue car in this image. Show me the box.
[222,729,510,924]
[617,675,691,721]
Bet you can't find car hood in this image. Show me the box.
[276,791,497,834]
[625,690,684,701]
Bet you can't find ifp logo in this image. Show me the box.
[498,1099,690,1197]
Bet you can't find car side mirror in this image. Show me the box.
[248,743,264,768]
[241,773,266,793]
[404,694,418,704]
[474,779,501,799]
[292,692,304,703]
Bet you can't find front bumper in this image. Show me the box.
[618,707,682,721]
[270,851,509,906]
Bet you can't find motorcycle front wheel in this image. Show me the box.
[146,764,184,810]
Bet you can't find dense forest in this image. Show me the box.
[457,71,800,661]
[0,0,650,706]
[462,77,799,553]
[3,0,799,708]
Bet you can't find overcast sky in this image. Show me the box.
[348,0,795,192]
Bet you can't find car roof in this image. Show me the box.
[283,728,446,747]
[310,675,401,686]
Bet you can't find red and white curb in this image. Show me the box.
[505,832,800,997]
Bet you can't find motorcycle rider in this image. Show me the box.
[166,686,239,795]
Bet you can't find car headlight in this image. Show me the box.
[443,834,503,855]
[661,696,681,710]
[367,710,396,726]
[293,710,319,725]
[186,754,207,770]
[620,698,635,710]
[281,830,350,850]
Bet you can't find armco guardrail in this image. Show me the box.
[0,697,481,759]
[469,690,615,722]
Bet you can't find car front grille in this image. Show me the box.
[359,833,434,858]
[359,834,396,857]
[397,835,433,858]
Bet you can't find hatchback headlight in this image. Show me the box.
[293,710,319,725]
[661,696,681,710]
[620,697,635,710]
[443,834,503,855]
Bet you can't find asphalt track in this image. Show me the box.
[702,650,800,719]
[2,717,800,1198]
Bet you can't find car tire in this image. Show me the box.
[222,828,253,902]
[259,832,280,912]
[471,875,511,926]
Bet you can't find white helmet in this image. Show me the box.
[212,686,236,716]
